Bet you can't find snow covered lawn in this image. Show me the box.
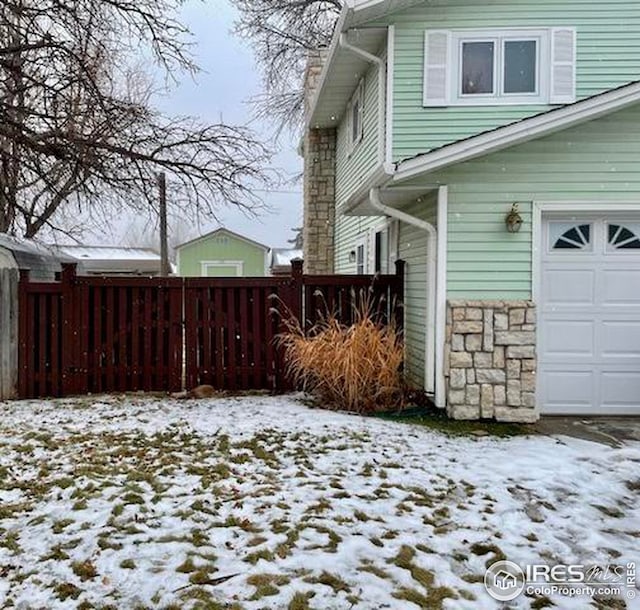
[0,395,638,609]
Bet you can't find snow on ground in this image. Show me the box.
[0,394,638,609]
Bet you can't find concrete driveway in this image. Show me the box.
[534,416,640,447]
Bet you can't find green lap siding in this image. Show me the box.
[335,58,383,209]
[398,195,437,387]
[334,54,387,270]
[387,0,640,159]
[398,103,640,300]
[335,215,381,273]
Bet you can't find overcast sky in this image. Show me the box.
[99,0,303,251]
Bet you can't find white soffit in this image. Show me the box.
[309,27,387,129]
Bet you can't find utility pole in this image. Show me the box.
[158,172,170,277]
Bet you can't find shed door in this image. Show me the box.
[539,215,640,414]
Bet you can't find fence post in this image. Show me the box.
[60,263,78,396]
[0,267,19,400]
[290,258,304,324]
[394,258,406,332]
[17,269,30,398]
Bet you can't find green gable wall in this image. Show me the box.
[389,0,640,160]
[177,231,267,277]
[399,102,640,300]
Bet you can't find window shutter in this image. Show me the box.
[550,28,576,104]
[423,30,451,107]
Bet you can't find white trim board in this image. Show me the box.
[385,25,395,166]
[395,81,640,183]
[200,260,245,277]
[531,201,640,302]
[435,186,448,408]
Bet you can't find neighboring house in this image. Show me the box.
[303,0,640,421]
[0,234,67,281]
[54,245,162,276]
[269,248,303,276]
[176,228,269,277]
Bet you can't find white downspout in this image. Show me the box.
[370,187,437,395]
[339,33,386,165]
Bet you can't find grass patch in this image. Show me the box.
[470,542,507,568]
[244,548,275,565]
[304,571,350,594]
[375,406,530,437]
[288,591,314,610]
[54,582,82,601]
[247,573,290,600]
[72,560,98,581]
[393,586,457,609]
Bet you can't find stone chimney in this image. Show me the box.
[302,47,336,275]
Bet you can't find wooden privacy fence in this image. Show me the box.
[17,260,405,398]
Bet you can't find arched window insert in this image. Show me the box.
[608,224,640,250]
[553,224,591,250]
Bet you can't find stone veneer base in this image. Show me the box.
[445,300,538,423]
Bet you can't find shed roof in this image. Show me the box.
[176,227,269,252]
[53,244,162,275]
[0,234,66,281]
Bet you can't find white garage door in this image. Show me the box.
[540,215,640,414]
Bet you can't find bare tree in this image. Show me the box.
[288,226,303,249]
[231,0,342,135]
[121,213,196,263]
[0,0,273,239]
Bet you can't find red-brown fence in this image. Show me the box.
[17,260,404,398]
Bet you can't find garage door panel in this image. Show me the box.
[543,269,595,306]
[541,370,595,410]
[600,321,640,359]
[542,320,595,358]
[601,371,640,408]
[601,269,640,305]
[540,216,640,415]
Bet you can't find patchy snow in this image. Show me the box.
[0,394,638,609]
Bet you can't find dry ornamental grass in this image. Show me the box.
[278,293,405,414]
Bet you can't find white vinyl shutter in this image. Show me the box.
[423,30,451,107]
[550,28,577,104]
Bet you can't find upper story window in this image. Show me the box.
[424,27,576,107]
[348,80,364,151]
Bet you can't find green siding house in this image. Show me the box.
[303,0,640,421]
[176,228,269,277]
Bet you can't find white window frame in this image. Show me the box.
[353,219,394,275]
[200,260,244,276]
[452,28,550,106]
[347,79,365,153]
[371,219,392,274]
[354,237,367,275]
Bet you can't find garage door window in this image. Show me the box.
[549,222,592,251]
[607,223,640,251]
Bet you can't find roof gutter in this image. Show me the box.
[339,33,387,166]
[369,187,437,395]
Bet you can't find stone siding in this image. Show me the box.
[302,48,336,275]
[445,300,538,423]
[302,128,336,274]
